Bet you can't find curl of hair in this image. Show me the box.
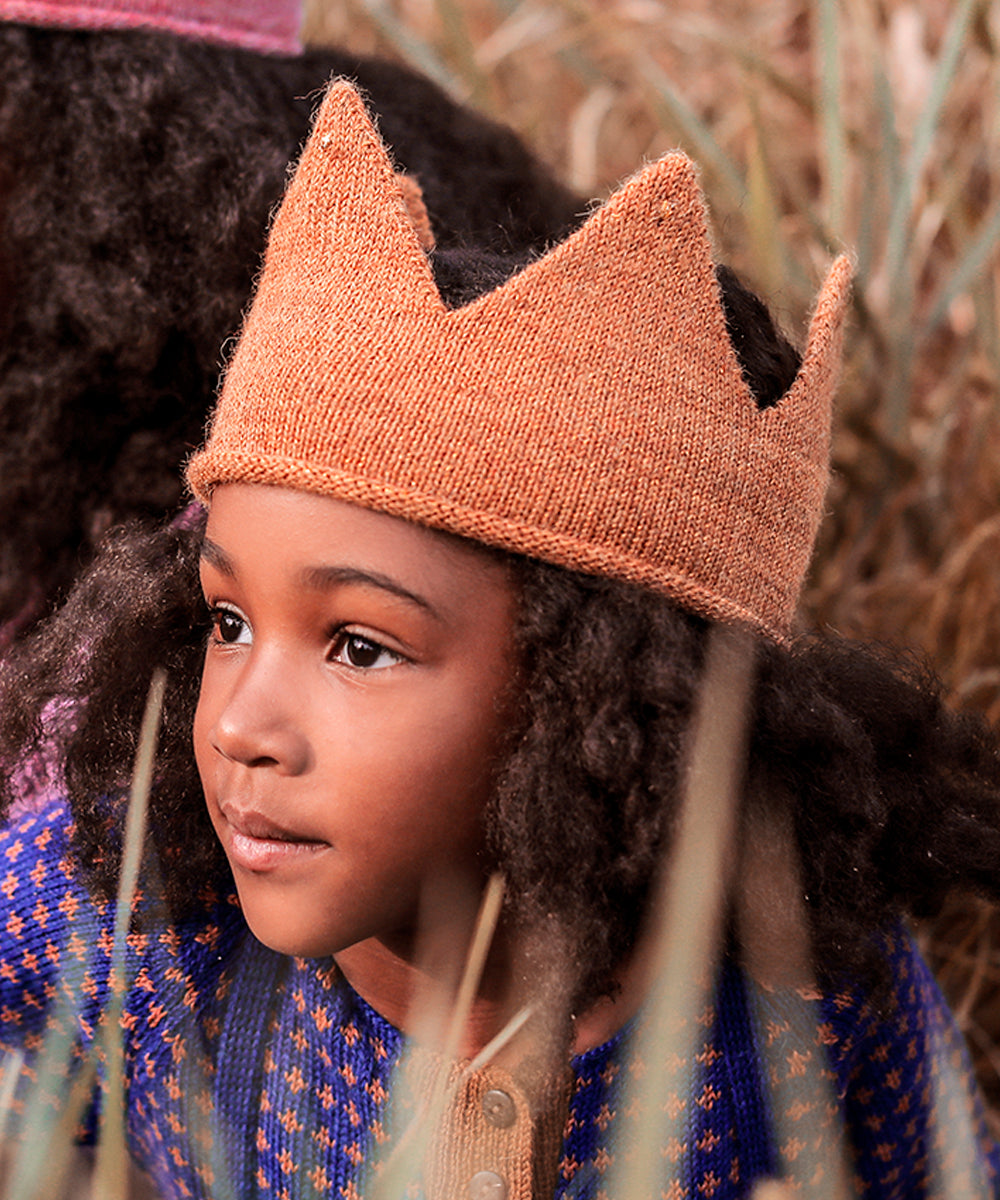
[0,23,582,633]
[750,635,1000,985]
[0,516,219,909]
[487,564,707,1009]
[7,524,1000,1010]
[491,561,1000,1007]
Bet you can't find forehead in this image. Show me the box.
[202,483,517,616]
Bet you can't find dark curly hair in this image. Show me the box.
[491,563,1000,1006]
[3,250,999,1013]
[5,513,1000,1012]
[0,21,584,637]
[0,23,797,644]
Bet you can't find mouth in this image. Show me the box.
[217,803,328,873]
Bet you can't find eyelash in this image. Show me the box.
[329,631,405,671]
[208,604,249,646]
[206,605,404,671]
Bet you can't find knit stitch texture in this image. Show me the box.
[187,82,852,637]
[0,0,301,52]
[1,800,996,1199]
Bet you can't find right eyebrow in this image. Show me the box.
[298,565,439,619]
[200,538,236,577]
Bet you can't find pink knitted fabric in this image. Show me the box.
[0,0,302,52]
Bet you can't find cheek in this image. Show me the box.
[191,664,218,784]
[397,693,509,832]
[330,693,499,865]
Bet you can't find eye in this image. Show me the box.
[330,631,403,671]
[209,605,252,646]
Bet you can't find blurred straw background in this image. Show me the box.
[304,0,1000,1122]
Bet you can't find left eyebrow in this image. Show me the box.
[298,565,440,618]
[200,538,236,576]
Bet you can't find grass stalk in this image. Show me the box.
[635,52,746,207]
[2,1004,98,1200]
[93,669,167,1200]
[437,874,505,1068]
[815,0,846,239]
[355,0,463,96]
[746,98,788,298]
[606,624,757,1198]
[926,199,1000,332]
[433,0,492,109]
[372,874,505,1199]
[883,0,979,299]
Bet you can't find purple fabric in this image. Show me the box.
[6,697,72,818]
[170,499,206,532]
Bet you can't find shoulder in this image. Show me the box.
[755,927,999,1196]
[817,926,969,1086]
[0,796,245,1044]
[0,796,95,944]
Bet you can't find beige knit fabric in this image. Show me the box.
[187,81,852,637]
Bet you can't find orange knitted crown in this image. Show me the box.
[187,81,851,638]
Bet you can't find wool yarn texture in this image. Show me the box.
[0,0,301,51]
[187,81,852,638]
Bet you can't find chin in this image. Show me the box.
[237,896,344,959]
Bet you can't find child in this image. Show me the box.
[2,80,1000,1199]
[0,0,582,642]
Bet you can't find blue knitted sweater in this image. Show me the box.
[0,799,996,1198]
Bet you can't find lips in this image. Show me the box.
[218,802,328,873]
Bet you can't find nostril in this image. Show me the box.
[210,720,311,776]
[212,724,278,769]
[199,668,312,776]
[214,738,278,769]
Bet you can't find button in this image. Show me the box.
[482,1088,517,1129]
[469,1171,507,1200]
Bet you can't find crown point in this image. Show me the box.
[190,98,848,640]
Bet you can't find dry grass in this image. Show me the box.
[304,0,1000,1118]
[5,5,998,1190]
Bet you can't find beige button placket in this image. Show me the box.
[403,1052,571,1200]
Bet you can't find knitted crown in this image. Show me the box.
[0,0,301,52]
[187,81,852,638]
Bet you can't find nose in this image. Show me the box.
[207,654,312,776]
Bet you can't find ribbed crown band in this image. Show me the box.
[188,82,851,637]
[0,0,302,51]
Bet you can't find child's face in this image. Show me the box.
[193,484,517,960]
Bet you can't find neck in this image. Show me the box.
[334,936,513,1060]
[335,919,659,1061]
